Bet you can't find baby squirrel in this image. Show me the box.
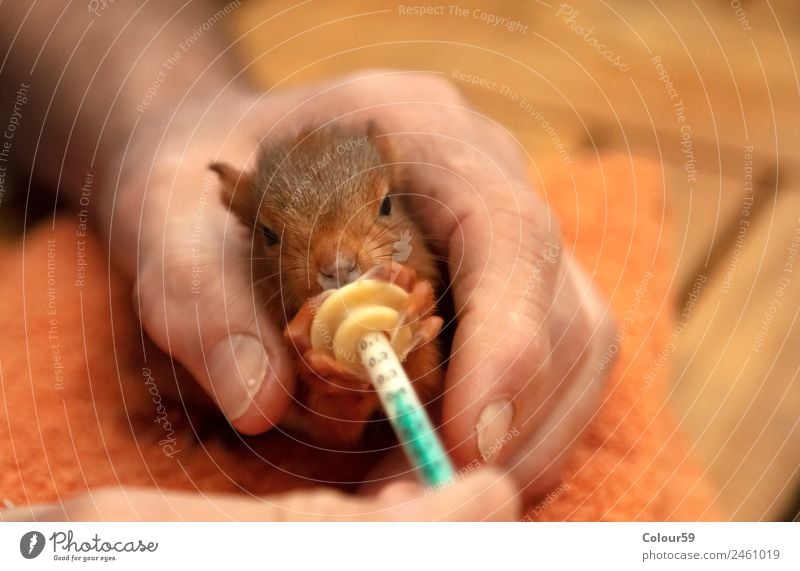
[210,123,444,444]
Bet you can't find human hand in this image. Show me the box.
[1,469,518,521]
[102,70,614,500]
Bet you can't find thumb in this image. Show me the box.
[269,468,521,521]
[5,469,520,521]
[133,209,296,435]
[362,468,522,521]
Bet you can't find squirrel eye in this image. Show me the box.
[380,195,392,217]
[261,225,279,246]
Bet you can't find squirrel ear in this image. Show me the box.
[209,162,255,225]
[365,120,395,164]
[366,120,381,140]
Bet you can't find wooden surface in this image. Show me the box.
[228,0,800,520]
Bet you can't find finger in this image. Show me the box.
[284,298,316,355]
[440,196,564,480]
[368,468,521,521]
[44,469,520,521]
[507,260,616,497]
[132,166,295,435]
[394,126,568,477]
[372,98,607,495]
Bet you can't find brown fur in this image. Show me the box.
[211,123,444,444]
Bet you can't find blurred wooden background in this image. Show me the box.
[227,0,800,520]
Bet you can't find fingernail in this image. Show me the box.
[207,334,268,421]
[476,398,514,462]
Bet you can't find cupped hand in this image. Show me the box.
[101,70,615,501]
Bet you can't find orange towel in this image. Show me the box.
[0,153,721,520]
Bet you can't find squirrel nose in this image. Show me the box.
[317,253,361,289]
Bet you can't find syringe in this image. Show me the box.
[357,331,455,487]
[309,278,456,488]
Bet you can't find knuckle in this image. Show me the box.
[132,272,166,343]
[506,333,553,385]
[132,258,201,351]
[487,190,560,252]
[510,190,552,231]
[412,74,467,106]
[345,69,467,106]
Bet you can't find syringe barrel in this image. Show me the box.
[357,331,455,487]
